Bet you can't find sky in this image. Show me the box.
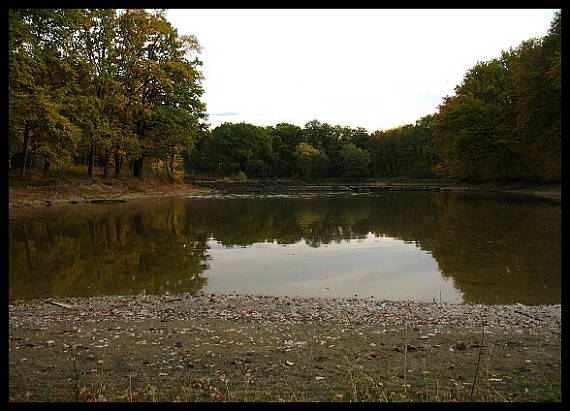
[166,9,559,132]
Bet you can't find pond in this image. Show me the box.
[9,191,560,305]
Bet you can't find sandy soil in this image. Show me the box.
[9,293,561,402]
[8,178,211,209]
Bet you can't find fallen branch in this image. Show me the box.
[45,300,78,310]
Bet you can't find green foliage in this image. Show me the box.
[338,143,371,178]
[432,12,560,182]
[293,142,329,179]
[370,117,438,179]
[265,123,304,177]
[205,123,274,178]
[9,9,82,174]
[9,10,559,184]
[9,8,206,180]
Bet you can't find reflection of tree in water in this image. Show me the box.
[180,193,560,305]
[9,200,209,300]
[9,193,560,304]
[182,197,373,248]
[424,193,560,305]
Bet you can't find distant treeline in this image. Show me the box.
[9,10,560,183]
[185,117,438,180]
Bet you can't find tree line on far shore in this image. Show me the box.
[9,10,560,183]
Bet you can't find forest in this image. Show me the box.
[9,9,561,183]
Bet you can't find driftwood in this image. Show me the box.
[45,300,77,310]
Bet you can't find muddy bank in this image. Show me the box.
[9,179,211,209]
[9,178,560,209]
[9,293,561,402]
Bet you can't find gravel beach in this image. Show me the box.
[9,293,561,402]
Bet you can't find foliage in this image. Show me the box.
[265,123,304,177]
[338,143,371,178]
[293,142,329,179]
[204,122,274,178]
[9,8,206,179]
[432,11,560,182]
[10,10,559,184]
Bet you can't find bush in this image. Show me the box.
[230,171,248,181]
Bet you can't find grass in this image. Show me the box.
[11,362,560,402]
[10,325,560,403]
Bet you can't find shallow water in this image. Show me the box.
[9,191,560,304]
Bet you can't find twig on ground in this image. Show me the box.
[45,300,77,310]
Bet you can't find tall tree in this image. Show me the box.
[9,9,80,177]
[114,9,206,179]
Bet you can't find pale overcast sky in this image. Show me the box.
[166,8,559,132]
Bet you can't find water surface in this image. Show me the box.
[9,192,560,305]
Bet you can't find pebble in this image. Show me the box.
[8,293,561,330]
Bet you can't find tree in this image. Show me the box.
[432,59,526,181]
[205,122,274,178]
[293,142,329,179]
[338,143,371,178]
[145,105,200,179]
[431,12,561,183]
[266,123,304,177]
[114,9,206,178]
[9,9,81,177]
[503,12,561,182]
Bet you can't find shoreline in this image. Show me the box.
[10,292,561,330]
[9,292,561,402]
[8,180,561,209]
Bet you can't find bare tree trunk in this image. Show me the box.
[20,123,31,178]
[133,119,145,179]
[103,148,110,178]
[43,157,50,177]
[114,152,121,176]
[87,145,95,179]
[164,157,171,179]
[169,152,175,176]
[133,156,145,179]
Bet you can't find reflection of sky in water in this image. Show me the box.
[205,232,462,302]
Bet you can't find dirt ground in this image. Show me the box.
[8,178,210,208]
[8,179,561,209]
[8,294,561,402]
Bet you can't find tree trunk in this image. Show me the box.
[87,145,95,179]
[133,119,146,179]
[133,156,145,179]
[43,157,50,176]
[20,123,31,178]
[103,148,110,178]
[114,152,121,176]
[169,153,175,176]
[165,157,173,182]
